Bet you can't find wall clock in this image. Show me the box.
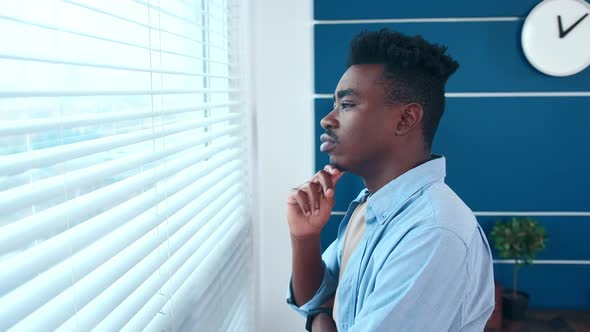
[521,0,590,76]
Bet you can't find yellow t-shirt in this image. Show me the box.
[332,202,367,329]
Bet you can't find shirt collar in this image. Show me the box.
[360,155,446,225]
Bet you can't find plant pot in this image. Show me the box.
[502,290,529,320]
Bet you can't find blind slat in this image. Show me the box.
[0,102,238,135]
[152,249,249,332]
[0,130,238,214]
[170,245,250,332]
[64,0,201,44]
[1,0,249,330]
[174,0,192,7]
[98,208,247,331]
[0,146,240,294]
[0,171,243,330]
[0,113,238,176]
[0,14,237,65]
[238,297,254,331]
[60,200,245,331]
[136,0,199,26]
[217,263,253,332]
[186,243,248,319]
[0,88,238,98]
[0,145,240,255]
[17,195,244,331]
[121,235,249,331]
[134,0,232,40]
[222,288,250,332]
[0,54,240,78]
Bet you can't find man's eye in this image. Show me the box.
[341,103,354,109]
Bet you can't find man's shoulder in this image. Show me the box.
[417,182,478,245]
[377,181,478,246]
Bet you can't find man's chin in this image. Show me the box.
[329,158,347,173]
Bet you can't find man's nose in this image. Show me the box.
[320,109,338,130]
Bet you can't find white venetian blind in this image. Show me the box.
[0,0,254,331]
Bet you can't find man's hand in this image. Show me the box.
[287,165,344,239]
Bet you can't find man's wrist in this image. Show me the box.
[290,233,322,252]
[311,312,336,331]
[290,232,321,242]
[305,307,334,331]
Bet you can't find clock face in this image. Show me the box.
[521,0,590,77]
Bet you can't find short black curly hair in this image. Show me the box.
[347,28,459,148]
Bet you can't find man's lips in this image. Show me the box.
[320,133,337,152]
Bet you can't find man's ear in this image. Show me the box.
[394,103,423,136]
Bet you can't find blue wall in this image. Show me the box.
[314,0,590,309]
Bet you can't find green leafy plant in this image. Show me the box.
[490,217,548,299]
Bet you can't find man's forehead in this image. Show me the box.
[333,88,358,101]
[333,65,385,100]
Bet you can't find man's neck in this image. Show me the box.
[362,153,432,194]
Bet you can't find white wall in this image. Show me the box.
[250,0,315,331]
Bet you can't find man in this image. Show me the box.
[285,29,495,331]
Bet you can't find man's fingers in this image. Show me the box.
[306,182,322,216]
[323,164,339,174]
[288,166,344,217]
[286,188,298,204]
[314,171,334,198]
[322,165,345,193]
[293,190,312,216]
[331,170,345,187]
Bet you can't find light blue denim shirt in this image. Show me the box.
[287,156,495,331]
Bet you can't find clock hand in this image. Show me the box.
[558,13,589,38]
[558,15,565,37]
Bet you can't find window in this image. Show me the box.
[0,0,253,331]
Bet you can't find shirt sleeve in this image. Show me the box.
[348,227,470,332]
[285,239,340,317]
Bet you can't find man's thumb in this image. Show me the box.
[332,171,345,187]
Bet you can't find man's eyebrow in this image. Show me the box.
[333,89,357,101]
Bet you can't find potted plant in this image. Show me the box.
[489,217,547,320]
